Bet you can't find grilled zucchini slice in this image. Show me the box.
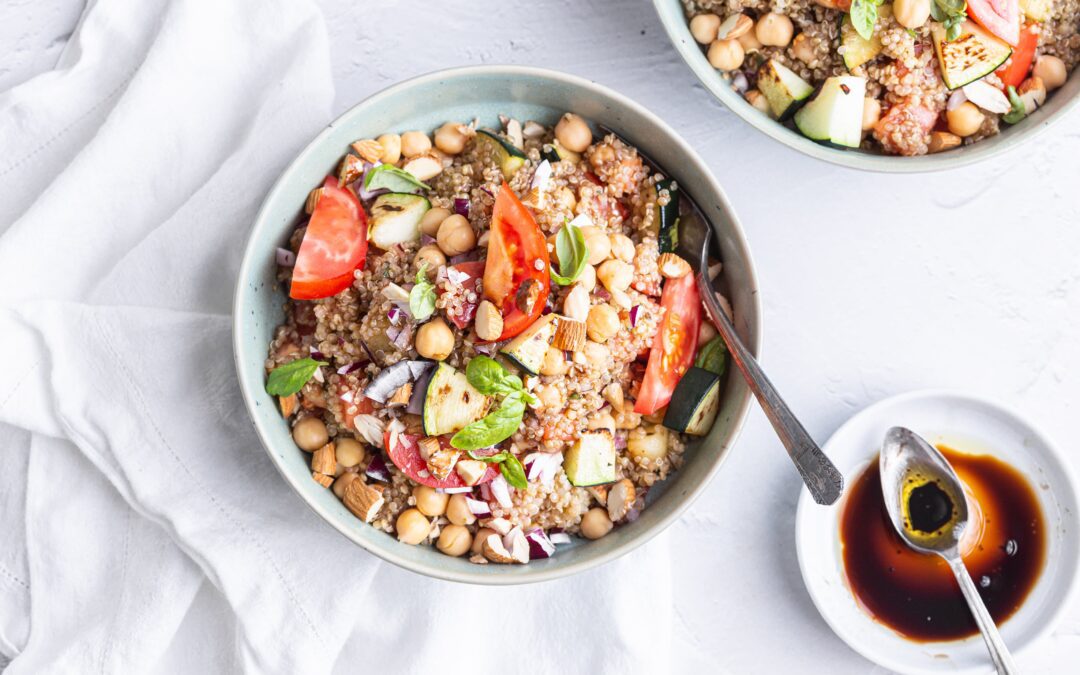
[422,362,491,436]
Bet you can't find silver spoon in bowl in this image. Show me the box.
[879,427,1018,675]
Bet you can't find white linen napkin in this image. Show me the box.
[0,0,675,672]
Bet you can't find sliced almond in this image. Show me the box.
[387,382,413,407]
[338,154,364,187]
[482,533,518,564]
[426,446,461,481]
[928,131,962,154]
[607,478,636,522]
[503,527,531,564]
[657,252,691,279]
[717,14,752,40]
[343,480,385,522]
[312,471,334,487]
[552,317,586,351]
[418,436,441,461]
[311,442,337,475]
[475,300,504,341]
[304,188,325,215]
[484,517,513,536]
[587,485,609,506]
[402,154,443,181]
[350,139,383,164]
[455,459,488,486]
[279,393,298,418]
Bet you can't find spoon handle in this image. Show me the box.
[946,557,1018,675]
[695,270,843,505]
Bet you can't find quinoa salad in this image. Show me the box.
[683,0,1078,155]
[265,113,731,564]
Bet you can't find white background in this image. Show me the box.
[3,0,1078,672]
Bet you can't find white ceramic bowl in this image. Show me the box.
[796,390,1079,674]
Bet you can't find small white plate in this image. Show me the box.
[796,390,1080,675]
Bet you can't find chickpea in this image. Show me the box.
[335,438,365,468]
[707,39,745,71]
[436,214,476,257]
[583,340,610,368]
[1034,55,1067,91]
[292,416,328,452]
[947,102,985,138]
[745,90,771,115]
[400,131,432,158]
[893,0,931,29]
[586,304,620,343]
[332,471,359,499]
[536,383,565,411]
[562,283,592,322]
[580,507,614,539]
[472,527,496,554]
[415,244,447,275]
[576,262,597,292]
[446,494,477,526]
[690,13,721,44]
[755,12,793,48]
[738,26,763,52]
[413,485,449,517]
[540,346,570,376]
[609,233,635,263]
[792,33,816,65]
[376,133,402,164]
[862,97,881,131]
[434,122,469,155]
[416,318,454,360]
[395,508,431,545]
[436,524,473,557]
[581,226,611,265]
[420,206,451,237]
[597,259,633,293]
[554,113,593,154]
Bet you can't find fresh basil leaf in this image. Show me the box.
[409,264,437,321]
[930,1,945,21]
[266,358,326,396]
[1003,86,1027,124]
[694,336,728,377]
[850,0,878,42]
[450,392,527,450]
[467,450,510,463]
[500,455,528,489]
[363,164,430,193]
[946,17,963,41]
[549,219,589,286]
[465,355,522,396]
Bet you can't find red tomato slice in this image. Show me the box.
[384,431,498,489]
[483,183,550,341]
[634,273,702,415]
[996,23,1037,88]
[968,0,1021,46]
[337,381,374,433]
[438,261,485,329]
[290,176,368,300]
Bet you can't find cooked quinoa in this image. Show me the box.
[265,112,730,564]
[683,0,1079,155]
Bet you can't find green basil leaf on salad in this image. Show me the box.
[500,455,528,490]
[850,0,879,41]
[363,164,431,193]
[450,391,528,450]
[467,450,510,463]
[466,356,524,396]
[409,264,437,321]
[549,218,589,286]
[694,336,729,377]
[265,358,326,396]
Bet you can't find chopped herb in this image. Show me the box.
[466,355,524,396]
[465,447,528,489]
[549,218,589,286]
[451,391,528,451]
[409,264,437,321]
[1004,86,1027,124]
[265,358,326,396]
[363,164,430,193]
[930,0,967,41]
[850,0,884,42]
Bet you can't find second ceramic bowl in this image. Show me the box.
[233,66,762,584]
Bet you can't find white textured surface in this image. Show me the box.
[4,0,1079,672]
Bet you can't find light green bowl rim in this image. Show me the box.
[233,65,761,584]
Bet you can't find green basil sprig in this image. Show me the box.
[1003,86,1027,124]
[450,357,537,473]
[695,336,729,377]
[265,357,326,396]
[409,263,437,321]
[363,164,430,193]
[465,446,528,489]
[850,0,885,41]
[549,218,589,286]
[930,0,967,41]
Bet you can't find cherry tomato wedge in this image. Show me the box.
[968,0,1021,46]
[634,273,702,416]
[384,431,497,489]
[996,23,1038,89]
[438,261,485,330]
[483,183,550,341]
[290,176,368,300]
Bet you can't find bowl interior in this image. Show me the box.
[652,0,1080,172]
[795,391,1080,673]
[234,67,761,583]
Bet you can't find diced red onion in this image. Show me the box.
[474,342,496,355]
[549,531,571,545]
[563,351,572,361]
[625,508,641,523]
[465,496,491,516]
[312,366,324,383]
[275,247,296,267]
[453,197,470,217]
[446,267,470,284]
[421,234,436,247]
[387,306,402,325]
[541,305,553,315]
[947,89,968,112]
[386,325,402,344]
[392,325,412,350]
[479,483,492,502]
[731,72,749,93]
[449,251,481,265]
[438,486,473,494]
[594,287,611,301]
[614,433,628,451]
[365,454,392,483]
[309,345,326,361]
[339,389,355,404]
[336,362,363,375]
[629,305,641,327]
[490,474,513,508]
[406,367,433,415]
[525,528,556,559]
